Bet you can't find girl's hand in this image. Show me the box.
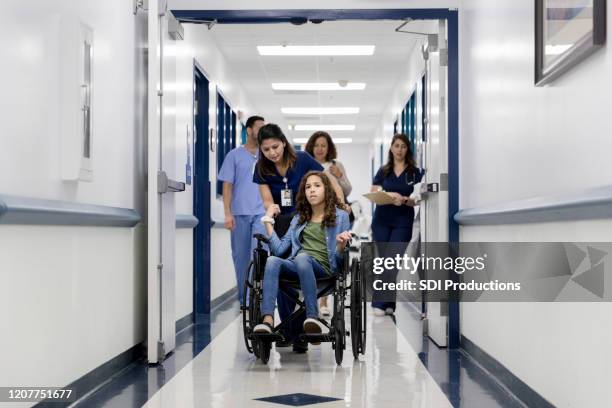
[266,204,280,218]
[336,231,352,250]
[329,164,343,179]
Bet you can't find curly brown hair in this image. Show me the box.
[304,131,337,162]
[295,171,339,228]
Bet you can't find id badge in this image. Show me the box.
[281,189,293,207]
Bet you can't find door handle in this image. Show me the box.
[158,171,185,193]
[427,183,439,192]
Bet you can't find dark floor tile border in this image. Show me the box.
[35,343,145,408]
[211,286,238,309]
[461,335,556,408]
[35,290,237,407]
[175,312,194,333]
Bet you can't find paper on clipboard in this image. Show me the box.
[363,191,395,205]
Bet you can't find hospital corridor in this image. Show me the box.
[1,1,611,407]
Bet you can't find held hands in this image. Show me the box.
[266,204,281,218]
[336,231,352,251]
[224,214,235,230]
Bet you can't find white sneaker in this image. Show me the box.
[253,322,273,334]
[303,318,327,334]
[373,307,385,317]
[385,307,395,315]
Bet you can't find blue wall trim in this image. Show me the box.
[176,214,199,229]
[455,185,612,225]
[461,335,555,408]
[172,8,456,23]
[0,194,140,227]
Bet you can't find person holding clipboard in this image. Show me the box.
[369,133,424,316]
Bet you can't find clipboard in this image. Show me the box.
[363,191,396,205]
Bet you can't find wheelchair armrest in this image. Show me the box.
[253,233,270,244]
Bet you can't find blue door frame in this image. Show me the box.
[175,8,460,349]
[193,62,211,321]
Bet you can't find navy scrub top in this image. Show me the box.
[253,151,324,214]
[372,166,424,227]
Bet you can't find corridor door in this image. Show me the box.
[147,0,184,364]
[421,20,449,347]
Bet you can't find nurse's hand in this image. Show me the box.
[266,204,281,218]
[403,197,417,206]
[388,192,404,206]
[224,214,235,230]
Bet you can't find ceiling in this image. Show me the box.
[208,20,430,144]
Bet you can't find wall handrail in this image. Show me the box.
[454,185,612,225]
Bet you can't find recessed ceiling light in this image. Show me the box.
[257,45,375,56]
[272,83,366,91]
[281,107,360,115]
[293,137,353,144]
[289,124,356,131]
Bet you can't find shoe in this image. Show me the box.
[319,305,330,317]
[292,339,308,353]
[385,307,395,315]
[303,318,327,345]
[253,321,273,334]
[372,307,385,317]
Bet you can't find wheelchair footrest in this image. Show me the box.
[298,333,334,343]
[249,332,285,343]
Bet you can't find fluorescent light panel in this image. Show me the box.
[290,124,355,131]
[258,45,375,56]
[272,83,366,91]
[293,137,353,144]
[281,107,359,115]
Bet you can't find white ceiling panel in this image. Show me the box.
[208,20,431,143]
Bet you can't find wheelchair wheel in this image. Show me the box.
[350,259,366,358]
[259,340,271,364]
[333,287,345,366]
[242,261,262,358]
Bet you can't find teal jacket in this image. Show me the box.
[268,208,351,273]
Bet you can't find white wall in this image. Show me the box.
[459,1,612,406]
[0,0,148,389]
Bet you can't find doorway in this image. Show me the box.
[193,63,211,321]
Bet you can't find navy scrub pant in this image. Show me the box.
[371,222,413,312]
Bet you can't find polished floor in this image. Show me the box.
[76,300,525,408]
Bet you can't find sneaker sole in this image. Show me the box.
[303,321,323,345]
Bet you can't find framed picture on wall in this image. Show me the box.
[535,0,606,86]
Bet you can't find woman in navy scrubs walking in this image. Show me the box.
[370,133,424,316]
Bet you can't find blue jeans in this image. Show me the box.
[231,214,265,306]
[261,253,329,319]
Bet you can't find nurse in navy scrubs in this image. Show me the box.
[370,133,424,316]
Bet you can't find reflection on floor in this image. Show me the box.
[75,299,526,408]
[142,307,453,408]
[73,299,240,408]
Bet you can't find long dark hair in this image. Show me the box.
[304,131,337,162]
[382,133,416,177]
[256,123,297,178]
[296,171,338,228]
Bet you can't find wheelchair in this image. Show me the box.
[242,233,367,365]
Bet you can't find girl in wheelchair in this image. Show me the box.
[253,170,352,339]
